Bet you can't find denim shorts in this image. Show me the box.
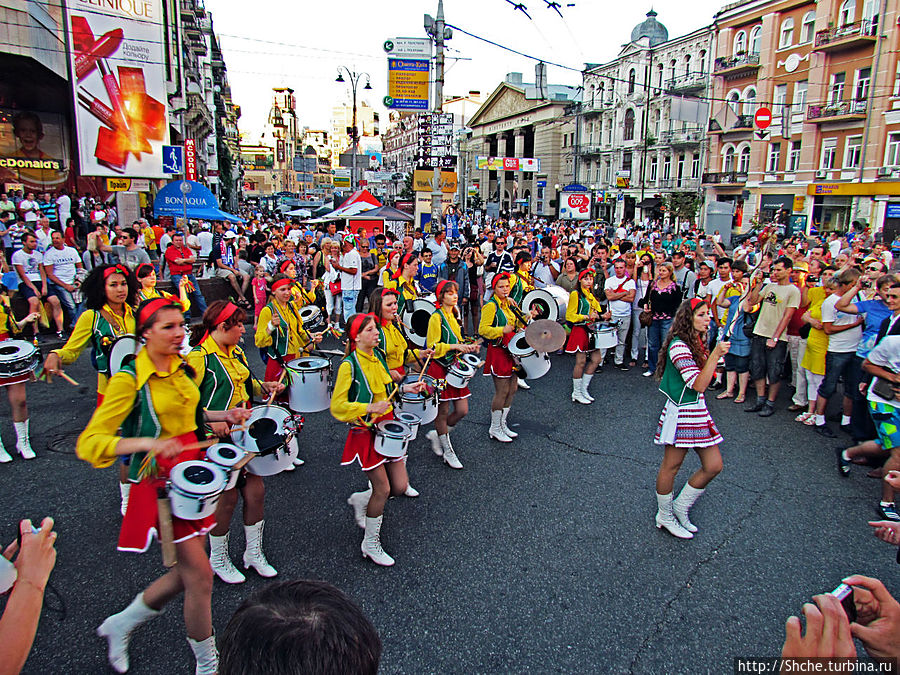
[817,350,857,400]
[724,353,750,374]
[749,335,788,383]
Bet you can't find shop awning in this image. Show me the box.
[636,197,663,209]
[152,180,245,223]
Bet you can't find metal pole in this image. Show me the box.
[351,77,358,191]
[429,0,445,235]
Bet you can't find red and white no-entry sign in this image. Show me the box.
[754,107,772,130]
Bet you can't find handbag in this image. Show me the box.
[742,309,759,339]
[639,308,653,327]
[326,268,341,295]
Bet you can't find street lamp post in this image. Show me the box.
[335,68,372,191]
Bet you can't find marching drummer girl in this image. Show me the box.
[383,252,419,315]
[510,251,536,390]
[76,297,251,674]
[653,299,729,540]
[0,292,40,462]
[478,273,533,443]
[135,263,191,313]
[565,268,609,405]
[277,259,318,308]
[424,280,479,468]
[379,249,401,287]
[186,301,285,585]
[44,264,138,513]
[330,312,427,567]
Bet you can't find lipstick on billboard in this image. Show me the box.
[97,59,129,132]
[74,28,124,80]
[77,90,118,130]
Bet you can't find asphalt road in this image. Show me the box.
[2,336,897,674]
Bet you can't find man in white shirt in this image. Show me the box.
[55,190,71,226]
[34,216,54,252]
[42,230,83,324]
[18,192,39,224]
[332,233,361,323]
[604,259,636,369]
[704,257,732,343]
[427,230,449,266]
[12,231,64,338]
[531,246,559,288]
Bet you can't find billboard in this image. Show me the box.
[65,0,169,177]
[559,192,591,220]
[476,157,541,172]
[385,58,430,111]
[0,108,71,191]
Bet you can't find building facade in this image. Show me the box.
[704,0,900,233]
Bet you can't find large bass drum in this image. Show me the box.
[522,286,569,323]
[108,335,140,376]
[400,299,436,348]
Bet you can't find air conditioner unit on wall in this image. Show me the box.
[878,166,893,177]
[815,170,828,179]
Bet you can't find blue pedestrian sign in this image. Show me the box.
[162,145,184,174]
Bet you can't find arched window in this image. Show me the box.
[724,146,736,172]
[800,11,816,43]
[698,50,707,74]
[779,17,794,48]
[669,59,677,81]
[839,0,855,25]
[749,26,762,54]
[684,54,692,75]
[656,63,664,88]
[743,87,757,115]
[628,69,636,94]
[624,109,635,140]
[653,109,661,135]
[734,30,747,55]
[728,91,741,115]
[738,146,751,173]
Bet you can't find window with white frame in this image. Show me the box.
[886,133,900,167]
[855,67,871,102]
[699,50,707,74]
[684,55,691,77]
[734,31,747,55]
[844,135,862,168]
[653,109,660,136]
[728,91,741,116]
[780,17,794,48]
[669,60,677,82]
[800,11,815,43]
[788,140,802,172]
[774,84,788,114]
[657,64,664,89]
[691,154,700,178]
[830,73,846,104]
[628,69,636,94]
[650,156,658,182]
[793,80,808,109]
[605,161,612,184]
[768,142,781,173]
[662,154,672,179]
[724,146,735,172]
[894,61,900,97]
[821,138,837,169]
[749,26,762,54]
[743,87,757,116]
[839,0,855,26]
[738,146,751,173]
[676,154,686,186]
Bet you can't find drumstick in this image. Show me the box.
[178,438,218,453]
[57,371,79,386]
[385,383,400,402]
[156,489,177,568]
[232,451,258,471]
[417,352,433,382]
[264,369,288,409]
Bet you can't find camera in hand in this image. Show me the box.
[830,583,857,622]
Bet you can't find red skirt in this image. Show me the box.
[391,367,405,380]
[265,352,297,404]
[118,432,215,553]
[341,413,401,471]
[427,360,470,401]
[0,372,32,386]
[483,343,514,378]
[565,325,591,353]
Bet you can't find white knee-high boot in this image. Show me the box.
[187,635,218,675]
[572,378,590,404]
[582,374,595,402]
[0,433,11,463]
[439,434,462,468]
[14,420,34,459]
[243,520,277,577]
[655,492,693,539]
[208,532,245,584]
[673,483,705,533]
[500,407,517,438]
[347,486,372,528]
[96,592,162,673]
[489,409,511,442]
[361,515,394,566]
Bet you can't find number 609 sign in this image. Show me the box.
[560,192,591,220]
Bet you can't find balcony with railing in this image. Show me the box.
[708,115,754,135]
[806,100,868,123]
[581,98,614,116]
[656,177,702,190]
[713,53,761,78]
[579,144,604,156]
[666,73,707,94]
[702,171,748,185]
[814,19,878,52]
[659,129,704,146]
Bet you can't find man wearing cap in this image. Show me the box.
[332,233,361,323]
[210,230,251,307]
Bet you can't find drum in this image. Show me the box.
[205,443,248,490]
[394,411,421,441]
[286,356,331,412]
[589,322,619,350]
[167,461,228,520]
[508,331,551,380]
[0,340,38,378]
[522,286,568,323]
[459,352,483,369]
[298,305,325,332]
[232,405,301,476]
[108,335,140,376]
[374,419,412,459]
[446,360,476,389]
[396,374,440,424]
[401,298,436,348]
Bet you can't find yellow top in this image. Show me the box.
[0,299,20,337]
[185,335,263,409]
[330,349,394,422]
[427,308,462,360]
[384,276,418,303]
[290,283,317,306]
[52,304,135,395]
[142,226,156,250]
[566,289,603,324]
[255,299,312,355]
[379,319,419,370]
[138,286,190,313]
[380,267,398,287]
[479,296,525,342]
[801,286,829,375]
[76,349,200,469]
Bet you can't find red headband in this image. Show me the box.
[278,260,294,274]
[380,288,399,298]
[348,313,374,343]
[690,298,707,312]
[103,264,129,280]
[578,268,595,282]
[271,277,292,292]
[137,297,180,327]
[492,272,512,289]
[135,263,154,278]
[201,301,239,343]
[435,280,451,307]
[393,253,417,279]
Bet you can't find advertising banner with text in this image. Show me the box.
[476,157,541,172]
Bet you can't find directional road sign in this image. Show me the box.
[162,145,184,174]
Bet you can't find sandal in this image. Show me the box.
[733,395,746,404]
[716,391,734,400]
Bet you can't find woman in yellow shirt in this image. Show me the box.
[135,262,191,313]
[330,313,425,567]
[564,269,608,404]
[276,258,318,307]
[370,287,431,380]
[478,273,532,443]
[186,300,284,585]
[424,280,480,468]
[383,252,420,316]
[797,277,833,423]
[77,297,250,675]
[0,289,39,462]
[379,249,401,288]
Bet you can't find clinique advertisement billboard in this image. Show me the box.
[65,0,169,177]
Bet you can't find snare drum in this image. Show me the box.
[508,331,551,380]
[168,461,228,520]
[393,411,421,441]
[589,322,618,351]
[107,335,140,376]
[446,360,476,389]
[205,443,248,490]
[298,305,325,332]
[396,374,440,424]
[0,340,38,385]
[232,405,301,476]
[374,419,412,458]
[286,356,331,412]
[459,352,483,369]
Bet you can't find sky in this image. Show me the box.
[205,0,726,142]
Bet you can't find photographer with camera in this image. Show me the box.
[0,518,57,675]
